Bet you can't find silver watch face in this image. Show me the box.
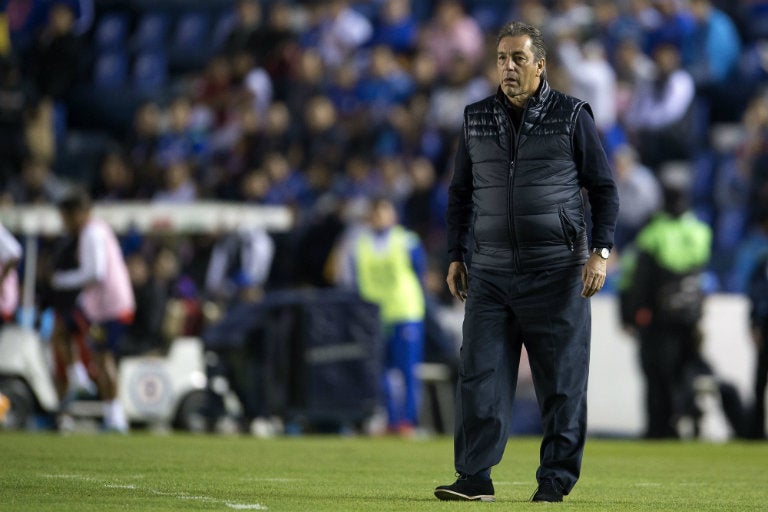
[595,247,610,259]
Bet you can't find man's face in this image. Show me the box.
[497,35,544,106]
[370,201,397,231]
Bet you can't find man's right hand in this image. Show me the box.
[446,261,468,302]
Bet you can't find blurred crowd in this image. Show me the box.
[2,0,768,304]
[2,0,768,438]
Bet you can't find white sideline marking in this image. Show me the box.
[42,473,268,510]
[242,477,298,483]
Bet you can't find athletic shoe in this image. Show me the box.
[531,478,563,502]
[434,474,495,502]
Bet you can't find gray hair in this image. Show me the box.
[496,22,547,62]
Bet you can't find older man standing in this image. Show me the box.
[435,22,619,503]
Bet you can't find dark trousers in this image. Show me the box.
[638,324,697,439]
[454,266,590,495]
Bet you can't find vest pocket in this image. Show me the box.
[558,204,576,251]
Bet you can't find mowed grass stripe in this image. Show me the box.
[0,433,766,511]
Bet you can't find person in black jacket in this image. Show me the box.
[435,22,619,503]
[620,164,713,439]
[747,214,768,440]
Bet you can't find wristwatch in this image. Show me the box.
[592,247,610,259]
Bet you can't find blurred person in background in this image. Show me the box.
[612,143,662,249]
[727,93,768,293]
[355,44,414,126]
[620,163,710,439]
[0,221,21,325]
[642,0,694,59]
[234,50,273,120]
[205,226,274,306]
[337,196,426,435]
[591,0,645,66]
[290,187,346,287]
[334,152,380,201]
[262,101,298,166]
[194,55,234,132]
[300,94,347,171]
[27,1,82,153]
[544,0,594,42]
[155,96,210,171]
[27,1,80,101]
[5,155,67,205]
[121,251,169,356]
[376,154,412,208]
[221,0,267,59]
[556,35,618,144]
[283,48,325,120]
[258,1,300,93]
[43,231,97,414]
[418,0,483,78]
[51,189,134,432]
[370,0,418,55]
[124,101,161,197]
[0,55,33,189]
[314,0,372,70]
[0,221,20,422]
[746,213,768,440]
[0,5,9,56]
[428,55,492,139]
[153,245,201,340]
[152,159,197,203]
[686,0,742,123]
[91,149,135,201]
[402,156,438,244]
[613,37,655,113]
[261,151,308,207]
[623,41,696,170]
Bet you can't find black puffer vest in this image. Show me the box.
[464,80,590,272]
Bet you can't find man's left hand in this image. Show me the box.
[581,254,607,298]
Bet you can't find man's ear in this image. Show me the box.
[536,59,545,77]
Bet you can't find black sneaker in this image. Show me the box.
[434,474,495,502]
[531,478,563,502]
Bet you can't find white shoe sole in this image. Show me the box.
[434,489,495,502]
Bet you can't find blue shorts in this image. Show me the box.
[88,318,131,354]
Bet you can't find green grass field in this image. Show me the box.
[1,432,766,511]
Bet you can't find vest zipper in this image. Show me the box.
[499,98,528,272]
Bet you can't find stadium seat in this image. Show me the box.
[172,11,211,50]
[132,50,168,93]
[132,12,169,51]
[169,11,212,72]
[94,12,130,52]
[93,51,129,88]
[210,9,235,51]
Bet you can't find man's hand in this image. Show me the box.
[581,254,607,298]
[446,261,469,302]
